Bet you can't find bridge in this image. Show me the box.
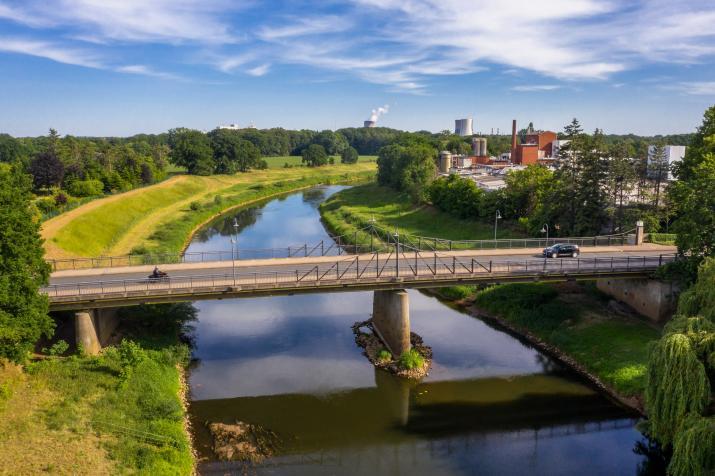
[44,223,676,355]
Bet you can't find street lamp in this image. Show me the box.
[231,218,239,282]
[540,224,549,246]
[393,227,400,278]
[494,209,502,246]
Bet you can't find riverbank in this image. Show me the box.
[0,304,198,474]
[428,283,660,412]
[320,182,525,243]
[320,185,661,412]
[43,162,376,260]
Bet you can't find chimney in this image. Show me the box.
[511,119,517,152]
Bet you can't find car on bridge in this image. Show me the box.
[543,243,580,258]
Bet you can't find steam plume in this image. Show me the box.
[369,104,389,122]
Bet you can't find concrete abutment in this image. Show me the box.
[73,308,120,355]
[372,289,411,357]
[596,278,679,322]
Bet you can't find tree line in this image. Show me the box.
[376,118,680,237]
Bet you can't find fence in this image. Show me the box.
[44,253,675,301]
[47,225,636,272]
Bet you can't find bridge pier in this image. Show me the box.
[73,308,119,355]
[372,289,411,357]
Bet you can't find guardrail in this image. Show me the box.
[44,253,674,303]
[46,226,636,271]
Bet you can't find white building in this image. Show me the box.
[218,123,242,130]
[551,140,570,158]
[648,145,686,181]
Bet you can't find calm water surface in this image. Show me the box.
[185,185,659,475]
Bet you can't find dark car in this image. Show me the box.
[542,243,580,258]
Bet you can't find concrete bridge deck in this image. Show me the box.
[45,245,676,311]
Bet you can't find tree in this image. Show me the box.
[302,144,328,167]
[607,142,637,233]
[0,134,23,163]
[167,129,214,175]
[377,144,404,188]
[29,150,64,191]
[398,144,436,202]
[650,142,668,209]
[502,165,554,232]
[340,146,359,164]
[0,165,53,362]
[669,105,715,258]
[208,129,262,173]
[312,130,348,155]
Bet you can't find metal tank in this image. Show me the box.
[439,151,452,173]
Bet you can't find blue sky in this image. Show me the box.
[0,0,714,137]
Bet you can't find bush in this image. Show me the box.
[377,349,392,361]
[66,179,104,197]
[189,201,201,211]
[42,340,69,356]
[54,192,68,206]
[399,349,424,370]
[34,196,58,214]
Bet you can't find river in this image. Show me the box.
[185,185,660,475]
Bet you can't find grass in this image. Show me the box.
[44,162,376,259]
[399,349,425,370]
[648,233,677,246]
[262,155,377,169]
[320,183,525,250]
[473,282,661,396]
[0,304,196,475]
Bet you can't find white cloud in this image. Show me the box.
[673,81,715,96]
[511,85,561,92]
[1,0,714,94]
[0,37,102,68]
[247,63,270,76]
[0,0,242,44]
[115,64,182,80]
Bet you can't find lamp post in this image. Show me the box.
[231,218,239,282]
[540,224,549,246]
[494,209,502,247]
[394,227,400,278]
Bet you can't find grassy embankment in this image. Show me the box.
[320,183,661,400]
[0,305,195,475]
[263,155,377,169]
[320,182,525,249]
[43,161,376,260]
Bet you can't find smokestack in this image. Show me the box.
[511,119,517,152]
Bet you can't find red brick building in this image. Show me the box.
[510,122,558,165]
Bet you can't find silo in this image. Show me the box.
[439,151,452,173]
[480,138,488,156]
[472,138,480,155]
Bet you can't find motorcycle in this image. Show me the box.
[147,268,169,283]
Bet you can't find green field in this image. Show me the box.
[320,183,524,248]
[44,162,376,259]
[263,155,377,169]
[0,305,196,474]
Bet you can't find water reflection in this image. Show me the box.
[185,186,658,475]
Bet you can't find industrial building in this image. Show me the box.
[510,119,559,165]
[364,120,376,128]
[455,118,474,136]
[647,145,686,181]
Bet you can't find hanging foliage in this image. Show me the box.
[645,333,710,446]
[677,257,715,322]
[668,415,715,476]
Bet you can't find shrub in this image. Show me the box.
[399,349,424,370]
[377,349,392,362]
[42,340,69,356]
[189,201,201,211]
[213,195,223,206]
[34,196,58,214]
[54,192,68,206]
[66,179,104,197]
